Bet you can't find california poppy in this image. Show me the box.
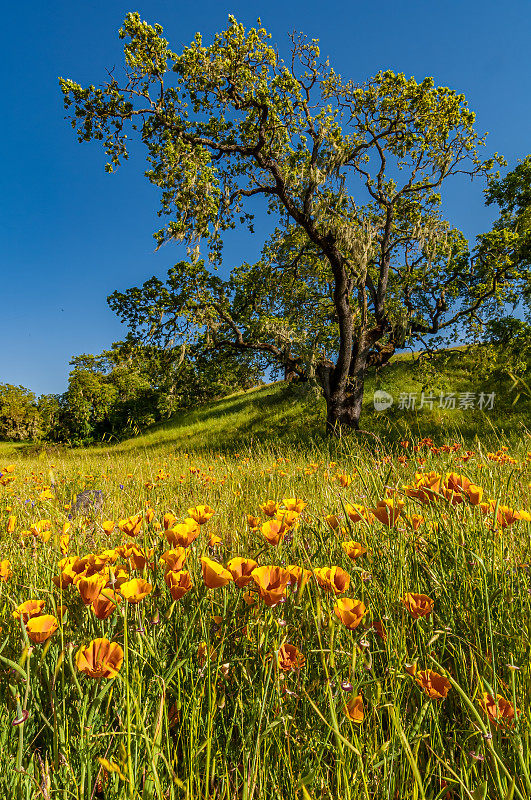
[117,514,142,537]
[187,505,215,525]
[227,557,258,588]
[341,541,367,560]
[370,498,404,527]
[165,569,192,600]
[261,519,288,546]
[26,614,59,644]
[345,693,364,723]
[282,498,307,513]
[479,693,518,727]
[76,638,123,679]
[166,519,200,548]
[0,559,12,581]
[314,566,350,595]
[251,566,291,607]
[414,669,451,699]
[334,598,367,631]
[160,547,187,572]
[76,572,107,605]
[201,557,233,589]
[13,599,45,623]
[287,565,312,591]
[278,643,305,671]
[92,589,120,620]
[402,593,434,619]
[120,578,152,603]
[260,500,279,517]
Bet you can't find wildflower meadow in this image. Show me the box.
[1,435,531,799]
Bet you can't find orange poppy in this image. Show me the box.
[282,498,307,513]
[260,500,279,518]
[341,541,367,560]
[334,598,367,631]
[247,515,261,530]
[370,498,404,527]
[251,566,291,607]
[402,593,434,619]
[76,638,124,679]
[166,519,200,548]
[278,643,305,671]
[76,572,107,605]
[345,693,364,723]
[128,545,154,571]
[261,519,288,546]
[325,514,340,530]
[117,514,142,537]
[201,557,233,589]
[120,578,152,603]
[163,512,177,531]
[404,472,441,504]
[187,505,215,525]
[7,515,16,533]
[0,559,12,581]
[227,557,258,588]
[160,547,187,572]
[314,566,351,595]
[26,614,59,644]
[345,503,374,524]
[92,589,120,620]
[479,693,518,727]
[165,569,192,600]
[13,599,45,623]
[102,520,115,535]
[286,565,312,591]
[414,669,451,699]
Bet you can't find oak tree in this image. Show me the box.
[61,13,522,432]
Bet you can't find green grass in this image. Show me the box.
[0,348,530,798]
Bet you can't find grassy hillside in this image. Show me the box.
[103,346,530,454]
[1,346,529,460]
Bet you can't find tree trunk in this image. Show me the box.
[325,373,365,436]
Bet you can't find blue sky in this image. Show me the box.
[2,0,530,395]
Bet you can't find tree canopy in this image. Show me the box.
[61,13,527,432]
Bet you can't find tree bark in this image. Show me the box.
[324,371,365,435]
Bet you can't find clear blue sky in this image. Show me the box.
[2,0,529,395]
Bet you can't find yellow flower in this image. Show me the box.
[187,505,215,525]
[201,557,233,589]
[0,559,12,581]
[402,593,434,619]
[341,541,367,560]
[13,599,45,623]
[26,614,59,644]
[7,515,16,534]
[251,566,291,607]
[117,514,142,537]
[282,498,307,513]
[414,669,451,700]
[259,500,279,517]
[120,578,152,603]
[92,589,120,620]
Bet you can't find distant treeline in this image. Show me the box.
[0,340,264,445]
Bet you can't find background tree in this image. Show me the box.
[62,14,523,432]
[0,384,42,441]
[51,340,262,444]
